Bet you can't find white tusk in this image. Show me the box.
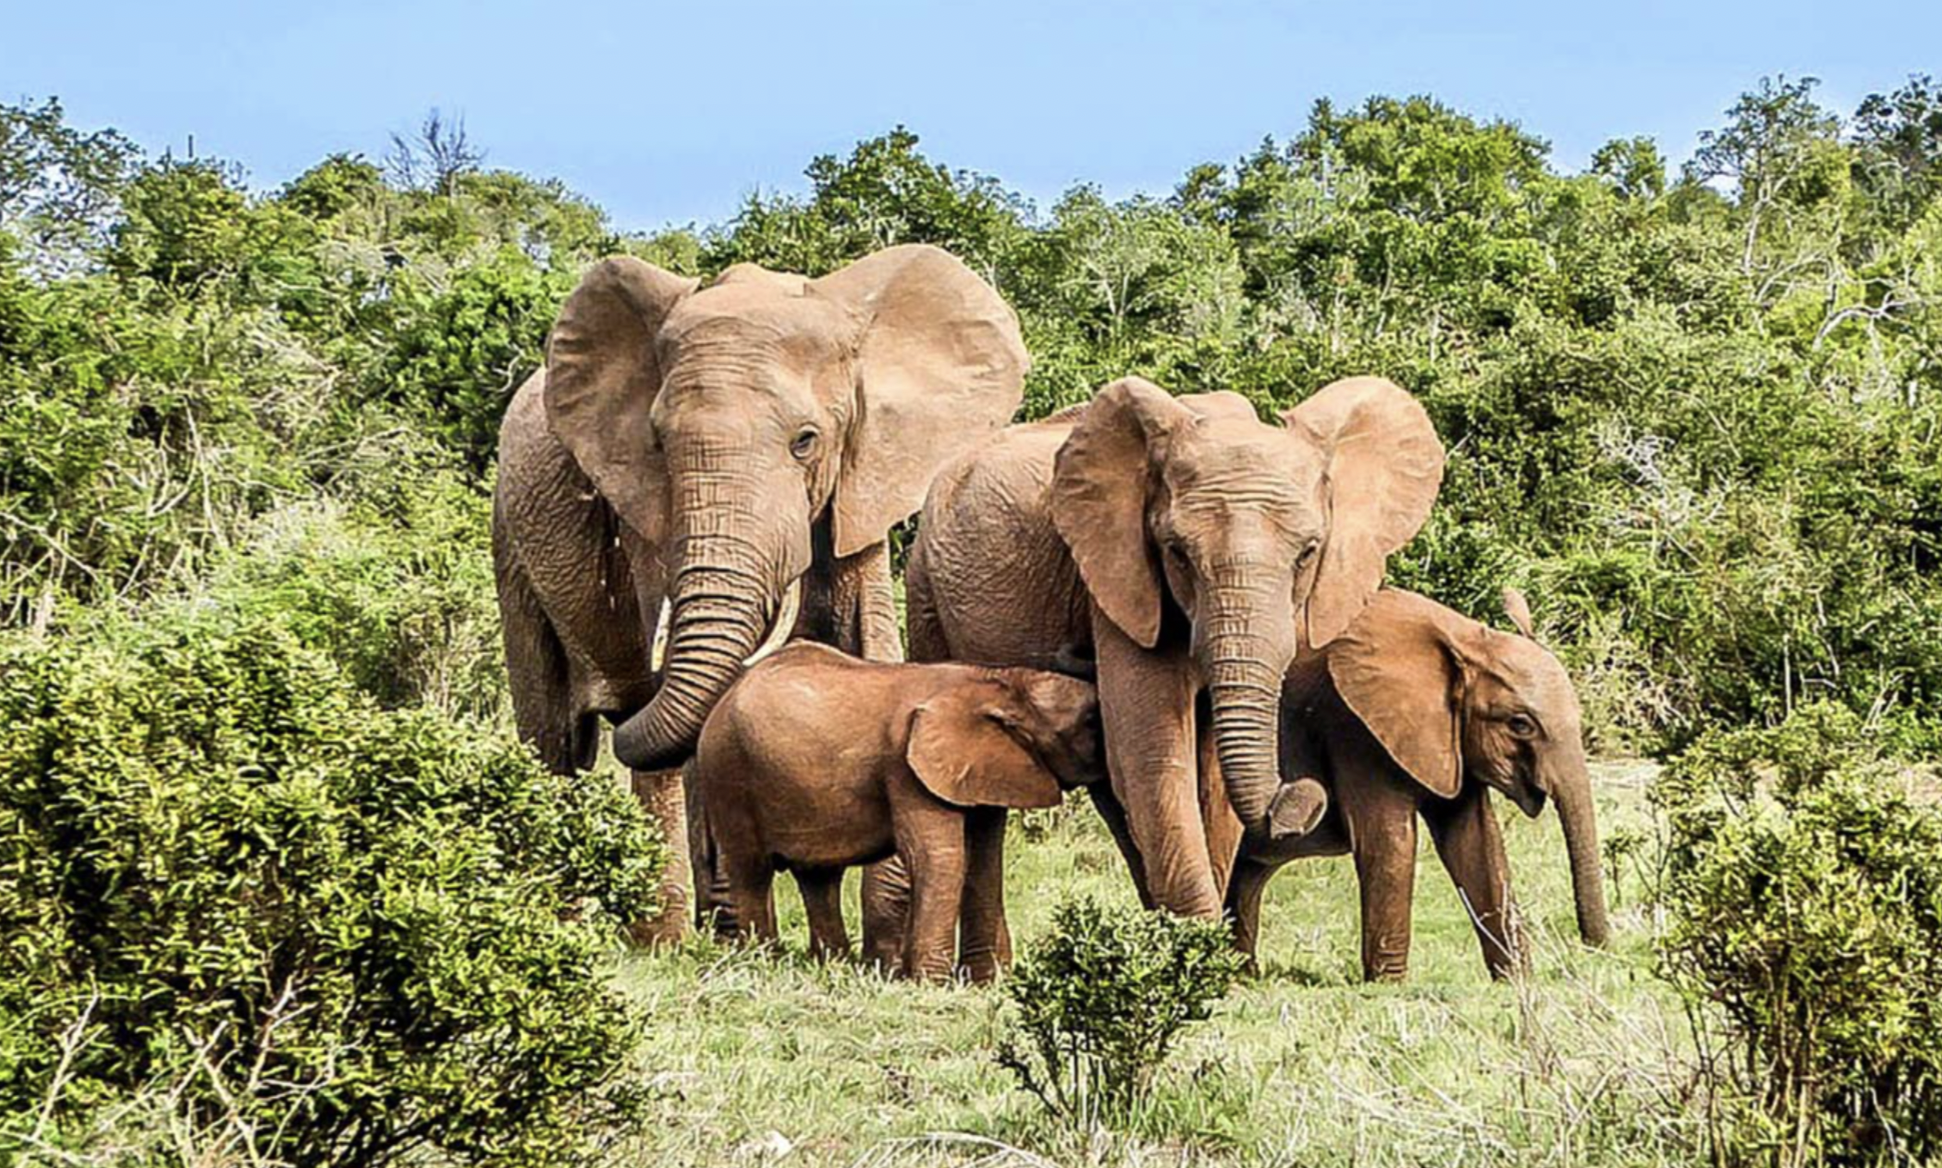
[650,597,672,673]
[742,578,801,667]
[650,578,801,674]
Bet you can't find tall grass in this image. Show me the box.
[600,761,1703,1167]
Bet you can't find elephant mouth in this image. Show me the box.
[649,576,802,674]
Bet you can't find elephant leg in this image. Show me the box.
[497,556,599,775]
[683,762,738,940]
[628,766,693,946]
[891,793,968,983]
[1425,786,1523,980]
[1197,720,1244,900]
[847,539,906,663]
[904,539,948,665]
[1086,784,1156,910]
[860,857,911,974]
[1339,773,1420,982]
[1093,611,1220,918]
[721,852,778,947]
[796,868,850,961]
[957,808,1011,984]
[1225,861,1275,968]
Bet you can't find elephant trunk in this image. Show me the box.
[613,542,779,772]
[1200,597,1295,832]
[1553,744,1611,948]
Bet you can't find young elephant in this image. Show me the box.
[694,643,1103,982]
[1226,587,1611,981]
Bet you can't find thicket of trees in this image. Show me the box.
[6,80,1940,753]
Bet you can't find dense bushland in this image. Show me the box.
[0,537,663,1164]
[1656,706,1942,1164]
[7,82,1941,751]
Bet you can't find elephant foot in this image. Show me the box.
[957,954,1004,985]
[628,888,692,947]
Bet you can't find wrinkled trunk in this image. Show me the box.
[1200,598,1295,832]
[1554,747,1611,947]
[613,547,773,771]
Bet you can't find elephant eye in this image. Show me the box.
[1295,539,1321,567]
[791,428,819,460]
[1506,713,1539,738]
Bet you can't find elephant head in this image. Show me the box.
[545,245,1028,770]
[1050,376,1443,834]
[1327,587,1611,947]
[906,671,1104,808]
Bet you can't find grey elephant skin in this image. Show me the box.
[904,375,1445,920]
[692,643,1103,982]
[492,245,1028,939]
[1225,587,1612,981]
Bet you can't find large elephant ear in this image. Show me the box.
[1328,590,1465,799]
[1051,378,1194,649]
[906,684,1063,810]
[543,257,699,543]
[810,245,1029,558]
[1283,376,1445,649]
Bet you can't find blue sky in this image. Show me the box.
[10,1,1938,231]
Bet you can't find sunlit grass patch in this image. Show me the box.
[605,762,1698,1167]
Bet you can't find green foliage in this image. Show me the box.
[1655,704,1942,1165]
[0,62,1938,751]
[0,598,662,1165]
[379,245,573,472]
[996,898,1243,1128]
[210,474,506,720]
[706,127,1027,279]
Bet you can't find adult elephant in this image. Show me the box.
[903,375,1444,919]
[1225,588,1612,980]
[493,245,1028,940]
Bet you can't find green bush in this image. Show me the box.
[211,477,505,722]
[0,604,663,1166]
[1655,704,1942,1165]
[997,898,1243,1128]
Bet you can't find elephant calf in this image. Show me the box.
[693,643,1103,982]
[1228,587,1611,981]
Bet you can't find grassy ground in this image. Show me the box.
[607,762,1708,1167]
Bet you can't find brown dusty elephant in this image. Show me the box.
[1224,587,1612,981]
[900,376,1444,921]
[492,245,1028,939]
[692,643,1103,982]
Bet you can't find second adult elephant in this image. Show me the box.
[905,376,1444,918]
[493,245,1028,939]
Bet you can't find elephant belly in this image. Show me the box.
[758,776,896,872]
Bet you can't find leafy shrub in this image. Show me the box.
[1655,703,1942,1165]
[212,478,505,722]
[997,898,1243,1128]
[378,245,572,475]
[0,603,663,1166]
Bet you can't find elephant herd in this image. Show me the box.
[492,244,1610,984]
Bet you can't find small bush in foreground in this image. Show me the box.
[0,606,663,1166]
[1655,703,1942,1166]
[997,898,1243,1128]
